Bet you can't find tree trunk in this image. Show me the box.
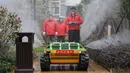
[96,18,108,39]
[111,18,117,34]
[116,17,124,33]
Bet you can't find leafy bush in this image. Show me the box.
[0,55,16,72]
[0,6,21,72]
[119,0,130,20]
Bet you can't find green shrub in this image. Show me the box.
[0,6,20,73]
[0,55,15,72]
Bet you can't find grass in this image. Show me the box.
[9,46,16,52]
[33,46,47,53]
[33,46,47,60]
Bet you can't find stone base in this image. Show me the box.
[15,68,34,73]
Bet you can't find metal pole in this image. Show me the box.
[34,0,36,20]
[31,0,36,20]
[108,25,111,36]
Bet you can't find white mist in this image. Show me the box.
[81,0,119,41]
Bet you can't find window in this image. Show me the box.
[49,0,67,18]
[50,2,60,15]
[60,0,65,3]
[60,4,67,17]
[51,2,59,7]
[51,7,59,14]
[52,0,59,1]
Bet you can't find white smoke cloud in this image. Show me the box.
[81,0,120,41]
[87,29,130,49]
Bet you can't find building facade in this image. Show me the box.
[49,0,67,19]
[49,0,82,19]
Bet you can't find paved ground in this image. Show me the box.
[33,60,110,73]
